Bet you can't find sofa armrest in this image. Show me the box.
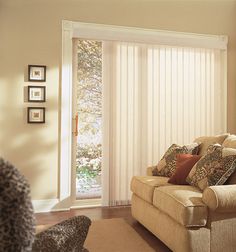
[202,185,236,213]
[146,166,157,176]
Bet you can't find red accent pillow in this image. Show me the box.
[168,154,201,185]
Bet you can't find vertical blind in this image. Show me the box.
[102,41,226,206]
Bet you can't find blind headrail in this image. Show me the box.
[63,20,228,50]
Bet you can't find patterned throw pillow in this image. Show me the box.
[152,143,200,177]
[186,144,236,191]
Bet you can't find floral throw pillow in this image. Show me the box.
[186,144,236,191]
[152,143,200,177]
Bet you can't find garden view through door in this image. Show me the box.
[75,39,102,200]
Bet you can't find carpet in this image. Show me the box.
[84,218,156,252]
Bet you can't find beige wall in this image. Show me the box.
[0,0,235,200]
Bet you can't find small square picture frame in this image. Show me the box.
[28,86,46,102]
[27,107,45,123]
[28,65,46,82]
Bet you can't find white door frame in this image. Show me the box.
[60,21,103,208]
[60,20,73,203]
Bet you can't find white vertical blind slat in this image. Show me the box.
[120,44,128,203]
[171,48,178,144]
[201,49,206,136]
[127,45,134,201]
[115,44,121,204]
[189,49,195,141]
[159,47,166,156]
[155,48,159,158]
[211,52,215,134]
[147,48,154,163]
[195,49,201,138]
[206,50,211,135]
[133,46,139,175]
[166,47,172,146]
[183,48,189,144]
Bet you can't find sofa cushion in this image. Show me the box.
[194,134,228,155]
[131,176,171,203]
[153,185,207,227]
[222,134,236,149]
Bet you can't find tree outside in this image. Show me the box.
[75,40,102,199]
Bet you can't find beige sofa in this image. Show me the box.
[131,134,236,252]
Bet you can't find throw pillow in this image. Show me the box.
[152,143,200,177]
[186,144,236,191]
[168,154,202,185]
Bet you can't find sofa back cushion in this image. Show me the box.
[222,135,236,184]
[194,134,229,155]
[222,134,236,148]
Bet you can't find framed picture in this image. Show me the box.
[27,107,45,123]
[28,86,46,102]
[28,65,46,82]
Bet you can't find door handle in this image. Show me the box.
[75,113,78,137]
[73,113,78,137]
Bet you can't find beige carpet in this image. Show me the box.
[84,218,155,252]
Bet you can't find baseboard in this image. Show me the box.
[70,198,101,209]
[32,199,60,213]
[32,198,102,213]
